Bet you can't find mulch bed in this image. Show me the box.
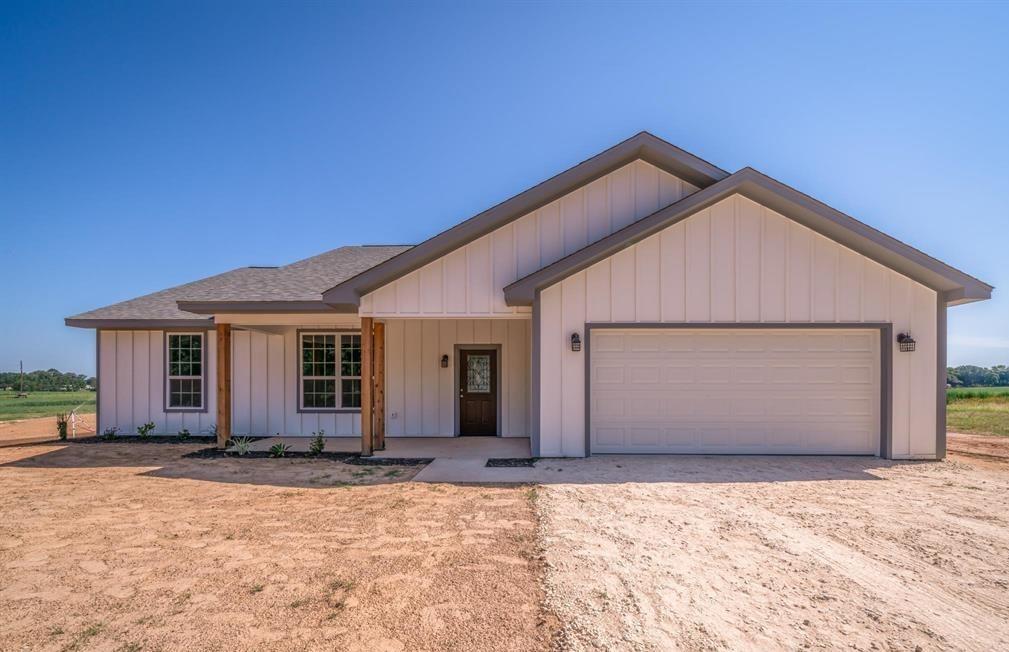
[486,458,539,467]
[71,435,249,445]
[182,448,432,466]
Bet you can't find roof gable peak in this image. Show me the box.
[322,131,727,306]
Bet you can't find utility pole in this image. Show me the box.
[17,360,26,398]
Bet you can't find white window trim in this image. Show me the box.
[298,330,362,413]
[164,331,206,412]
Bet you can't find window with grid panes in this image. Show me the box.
[300,333,361,409]
[166,333,204,409]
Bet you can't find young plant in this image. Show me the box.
[102,426,119,441]
[309,430,326,456]
[177,428,191,441]
[55,413,69,441]
[269,442,290,458]
[136,422,156,439]
[229,436,253,456]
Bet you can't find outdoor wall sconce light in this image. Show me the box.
[440,354,449,368]
[570,332,582,352]
[897,333,916,352]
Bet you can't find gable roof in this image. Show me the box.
[65,245,411,328]
[503,168,993,306]
[321,132,729,307]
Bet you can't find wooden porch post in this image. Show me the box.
[215,323,231,449]
[373,322,386,451]
[361,317,374,456]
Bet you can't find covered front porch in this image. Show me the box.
[212,314,532,456]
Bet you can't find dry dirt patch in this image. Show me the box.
[0,414,95,446]
[0,443,554,651]
[535,454,1009,651]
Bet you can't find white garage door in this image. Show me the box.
[589,329,880,455]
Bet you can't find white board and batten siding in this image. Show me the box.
[538,193,938,459]
[360,160,699,317]
[98,330,217,435]
[384,319,530,437]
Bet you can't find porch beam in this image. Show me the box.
[361,317,374,456]
[215,323,232,449]
[373,322,386,451]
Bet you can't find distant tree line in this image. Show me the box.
[947,365,1009,387]
[0,369,96,392]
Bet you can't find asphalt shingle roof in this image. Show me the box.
[66,245,412,323]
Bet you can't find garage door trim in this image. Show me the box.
[584,322,893,458]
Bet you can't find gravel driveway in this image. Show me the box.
[535,455,1009,651]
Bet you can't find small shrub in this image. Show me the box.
[102,426,119,441]
[309,430,326,456]
[55,413,69,440]
[137,422,156,439]
[229,436,253,456]
[269,442,290,458]
[177,428,191,441]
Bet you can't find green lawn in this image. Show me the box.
[0,391,96,422]
[947,388,1009,437]
[947,386,1009,401]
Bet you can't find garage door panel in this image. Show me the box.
[732,397,767,417]
[628,365,662,384]
[663,365,695,383]
[767,364,802,383]
[590,328,879,455]
[697,333,732,352]
[594,332,626,352]
[842,333,874,352]
[734,365,766,383]
[629,334,663,352]
[696,365,732,383]
[593,364,625,384]
[841,365,873,384]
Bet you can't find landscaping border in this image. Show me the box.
[182,448,432,466]
[486,457,539,467]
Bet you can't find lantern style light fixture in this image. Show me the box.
[897,333,916,353]
[441,354,450,368]
[570,332,582,352]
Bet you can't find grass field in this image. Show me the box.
[948,386,1009,400]
[0,391,96,422]
[947,387,1009,437]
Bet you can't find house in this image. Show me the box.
[66,132,992,459]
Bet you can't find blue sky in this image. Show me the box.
[2,1,1007,376]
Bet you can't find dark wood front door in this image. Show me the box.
[459,349,497,436]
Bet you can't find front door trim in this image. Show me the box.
[454,343,502,437]
[584,322,893,458]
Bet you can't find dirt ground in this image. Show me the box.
[0,414,95,446]
[4,436,1009,651]
[535,447,1009,651]
[0,443,555,651]
[948,430,1009,461]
